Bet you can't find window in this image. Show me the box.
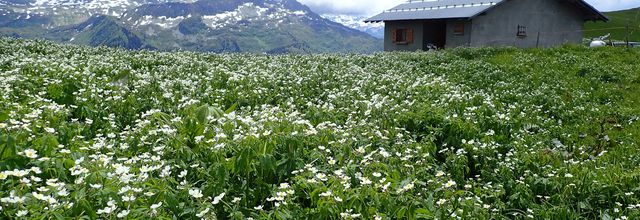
[517,25,527,37]
[392,28,414,44]
[453,23,465,35]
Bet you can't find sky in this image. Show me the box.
[298,0,640,16]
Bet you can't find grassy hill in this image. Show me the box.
[585,7,640,41]
[1,37,640,219]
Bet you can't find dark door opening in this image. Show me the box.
[423,20,447,50]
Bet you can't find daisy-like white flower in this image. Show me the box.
[117,210,130,218]
[44,127,55,133]
[195,208,209,218]
[444,180,456,188]
[212,192,225,204]
[22,149,38,159]
[151,202,163,209]
[188,188,203,199]
[16,210,28,217]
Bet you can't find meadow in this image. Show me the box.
[1,38,639,219]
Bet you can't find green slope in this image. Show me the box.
[584,7,640,41]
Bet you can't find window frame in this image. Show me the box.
[517,25,527,37]
[392,28,413,45]
[453,23,465,36]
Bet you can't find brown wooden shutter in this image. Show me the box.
[391,28,397,43]
[407,29,414,43]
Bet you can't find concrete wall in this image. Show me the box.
[384,21,424,51]
[469,0,584,48]
[445,20,472,48]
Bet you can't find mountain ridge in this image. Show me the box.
[0,0,382,53]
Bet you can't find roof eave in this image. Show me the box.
[574,0,609,22]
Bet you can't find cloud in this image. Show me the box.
[298,0,640,16]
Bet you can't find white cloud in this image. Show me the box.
[298,0,640,16]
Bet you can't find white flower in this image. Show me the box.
[178,170,188,178]
[372,172,382,178]
[195,208,209,218]
[435,171,445,177]
[122,195,136,202]
[212,192,225,204]
[97,206,113,214]
[319,191,332,197]
[436,199,447,206]
[151,202,163,209]
[44,127,56,133]
[22,149,38,159]
[315,173,327,181]
[117,210,130,218]
[0,172,7,180]
[16,210,28,217]
[254,205,263,210]
[279,183,290,189]
[444,180,456,188]
[232,197,241,203]
[188,188,203,199]
[360,177,372,185]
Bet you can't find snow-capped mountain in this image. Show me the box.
[0,0,381,53]
[322,14,384,39]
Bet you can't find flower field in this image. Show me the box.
[1,38,639,219]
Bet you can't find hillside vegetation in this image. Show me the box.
[585,7,640,41]
[0,38,639,219]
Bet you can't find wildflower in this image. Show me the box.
[360,177,372,185]
[22,149,38,159]
[16,210,28,217]
[195,208,209,218]
[151,202,163,209]
[212,192,225,205]
[436,199,447,206]
[444,180,457,188]
[44,127,55,133]
[97,206,114,214]
[564,173,574,178]
[372,172,382,178]
[316,173,327,181]
[117,210,130,218]
[320,191,332,197]
[254,205,263,210]
[122,195,136,202]
[232,197,241,203]
[178,170,188,178]
[435,171,445,177]
[188,188,203,199]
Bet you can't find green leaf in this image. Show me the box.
[195,105,210,124]
[225,102,238,114]
[0,135,16,160]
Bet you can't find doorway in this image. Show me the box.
[423,20,447,49]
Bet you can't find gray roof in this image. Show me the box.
[365,0,608,22]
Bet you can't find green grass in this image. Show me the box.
[0,38,639,219]
[585,7,640,41]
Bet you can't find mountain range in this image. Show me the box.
[0,0,382,53]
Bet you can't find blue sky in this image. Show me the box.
[298,0,640,16]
